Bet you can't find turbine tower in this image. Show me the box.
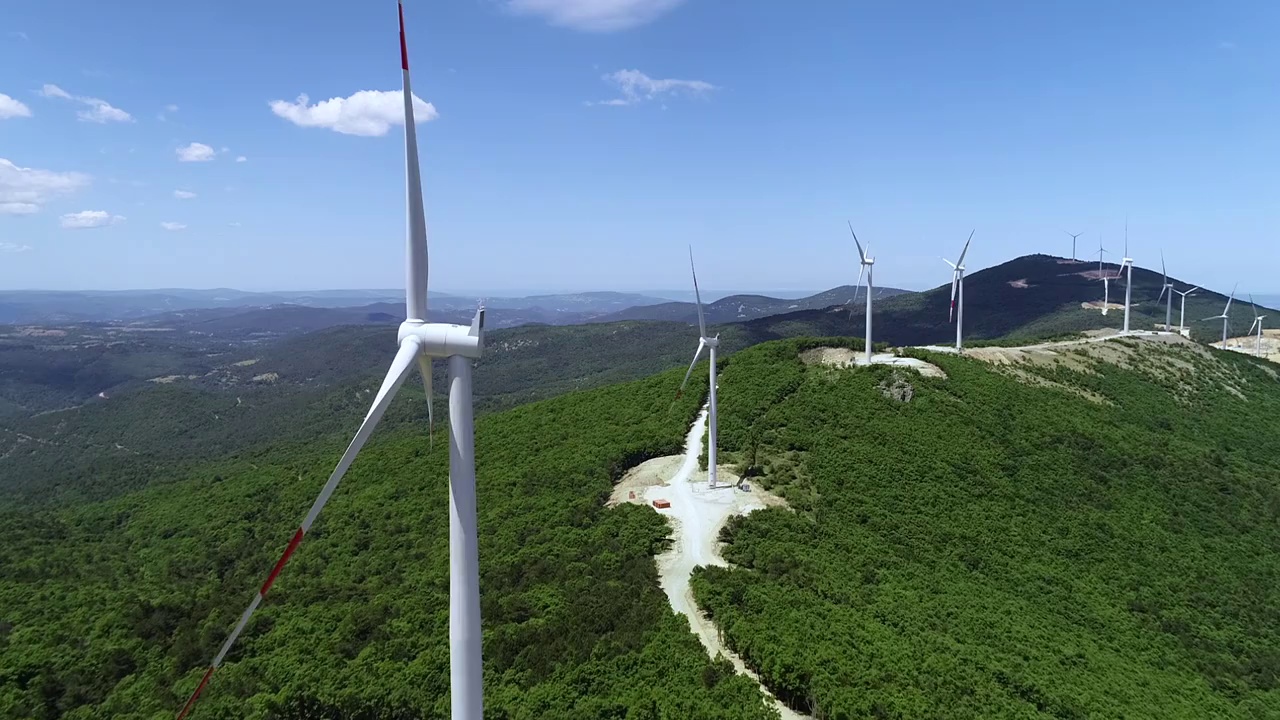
[1249,295,1266,357]
[1065,230,1082,261]
[1204,284,1237,348]
[943,229,975,352]
[1120,219,1134,333]
[1174,285,1201,335]
[676,248,719,489]
[1155,251,1175,331]
[177,4,487,719]
[849,222,875,362]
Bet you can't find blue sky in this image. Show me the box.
[1,0,1277,295]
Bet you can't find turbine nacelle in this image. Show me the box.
[397,310,485,359]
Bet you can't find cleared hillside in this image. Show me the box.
[693,334,1280,718]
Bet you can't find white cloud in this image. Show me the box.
[173,189,196,199]
[235,155,247,163]
[506,0,685,31]
[0,242,31,253]
[269,90,438,137]
[77,98,132,123]
[0,158,90,215]
[39,83,133,123]
[0,93,32,119]
[176,142,215,162]
[160,221,186,231]
[590,68,716,107]
[1219,41,1238,51]
[9,31,29,42]
[39,84,71,100]
[60,210,124,229]
[166,104,179,112]
[228,221,242,227]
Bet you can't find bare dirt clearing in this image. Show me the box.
[799,347,946,378]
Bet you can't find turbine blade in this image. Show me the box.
[847,221,866,262]
[676,339,706,398]
[1225,284,1237,314]
[177,336,423,719]
[949,274,957,322]
[689,246,707,338]
[852,263,866,307]
[942,257,956,269]
[401,0,428,322]
[957,229,974,266]
[1157,284,1168,303]
[1160,250,1167,281]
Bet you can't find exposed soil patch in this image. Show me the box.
[799,347,947,378]
[1007,278,1030,288]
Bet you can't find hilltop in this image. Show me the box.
[740,253,1264,348]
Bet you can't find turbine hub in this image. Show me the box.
[703,335,720,348]
[398,319,484,359]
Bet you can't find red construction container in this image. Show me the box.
[652,498,671,509]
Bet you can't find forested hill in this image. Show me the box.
[0,365,782,719]
[694,334,1280,717]
[738,253,1269,348]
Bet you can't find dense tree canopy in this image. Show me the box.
[0,367,778,719]
[695,337,1280,718]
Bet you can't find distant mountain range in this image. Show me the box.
[591,285,913,325]
[0,289,673,324]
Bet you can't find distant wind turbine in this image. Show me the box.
[1065,230,1082,261]
[1155,251,1175,331]
[1094,235,1114,315]
[1204,284,1237,347]
[177,4,488,719]
[1174,285,1201,334]
[1120,218,1134,333]
[1248,295,1266,357]
[849,222,875,363]
[943,230,975,352]
[676,247,720,489]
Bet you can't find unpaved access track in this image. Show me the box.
[611,407,807,720]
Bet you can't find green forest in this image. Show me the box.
[0,366,779,719]
[695,337,1280,718]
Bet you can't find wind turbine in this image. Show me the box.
[1174,285,1201,334]
[1094,236,1112,315]
[1065,230,1082,261]
[177,4,488,719]
[849,222,875,362]
[1120,218,1134,333]
[943,230,975,352]
[1204,284,1237,348]
[676,248,719,489]
[1249,295,1266,357]
[1155,251,1175,331]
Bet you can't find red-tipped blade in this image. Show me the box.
[398,2,409,70]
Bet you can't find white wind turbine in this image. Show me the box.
[676,247,720,489]
[849,222,875,362]
[1248,295,1266,357]
[943,229,975,352]
[1204,284,1237,348]
[1065,230,1082,261]
[1094,235,1113,315]
[1173,285,1201,335]
[1155,251,1175,331]
[178,4,487,719]
[1120,219,1134,333]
